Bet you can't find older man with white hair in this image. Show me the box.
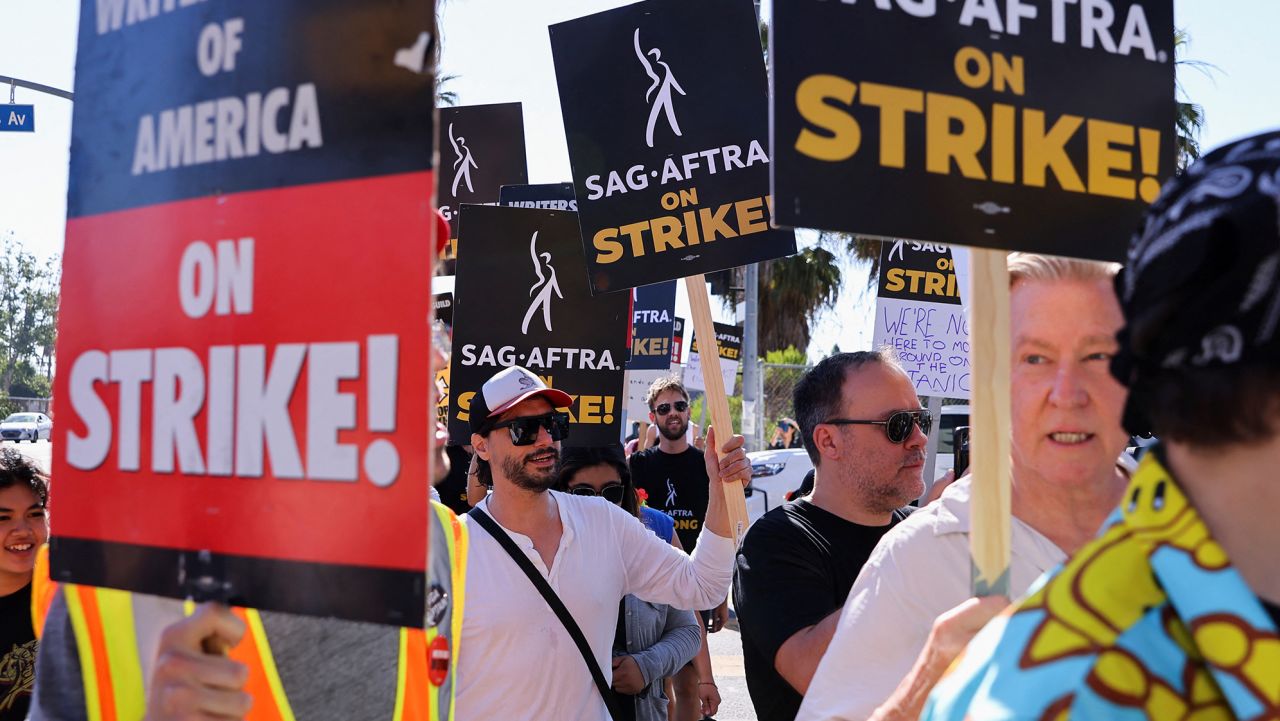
[798,253,1132,721]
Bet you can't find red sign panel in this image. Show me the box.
[52,0,437,626]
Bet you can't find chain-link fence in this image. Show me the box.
[756,362,810,451]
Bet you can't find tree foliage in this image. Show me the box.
[0,234,59,398]
[1173,28,1215,170]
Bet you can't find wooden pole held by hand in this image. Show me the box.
[684,274,750,546]
[968,248,1012,597]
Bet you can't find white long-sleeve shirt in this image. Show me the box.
[796,477,1066,721]
[455,491,735,721]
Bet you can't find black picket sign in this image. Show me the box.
[771,0,1175,262]
[550,0,796,294]
[438,103,529,241]
[449,206,629,446]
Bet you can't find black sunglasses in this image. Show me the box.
[489,412,571,446]
[568,482,626,505]
[823,409,933,444]
[653,401,689,416]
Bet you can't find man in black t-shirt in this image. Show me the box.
[629,378,709,553]
[629,376,724,721]
[734,351,928,721]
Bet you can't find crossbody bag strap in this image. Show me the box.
[468,507,622,721]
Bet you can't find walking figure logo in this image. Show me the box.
[888,239,906,263]
[521,231,563,335]
[448,122,477,197]
[634,28,686,149]
[665,479,677,506]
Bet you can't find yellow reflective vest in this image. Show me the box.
[32,501,467,721]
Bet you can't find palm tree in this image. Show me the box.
[1173,28,1214,170]
[436,73,460,107]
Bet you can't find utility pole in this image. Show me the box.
[0,76,74,101]
[742,262,760,451]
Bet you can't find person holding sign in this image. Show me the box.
[922,132,1280,721]
[733,351,921,721]
[457,366,748,721]
[797,254,1131,721]
[30,335,467,721]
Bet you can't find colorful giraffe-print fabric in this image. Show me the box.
[922,452,1280,721]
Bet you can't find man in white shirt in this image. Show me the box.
[455,366,749,721]
[798,253,1133,721]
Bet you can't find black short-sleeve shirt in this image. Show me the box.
[733,499,912,721]
[629,446,709,553]
[0,582,36,721]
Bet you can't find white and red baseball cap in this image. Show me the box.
[470,366,573,434]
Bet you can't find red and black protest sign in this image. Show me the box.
[52,0,437,626]
[771,0,1174,261]
[672,317,686,364]
[550,0,797,294]
[438,102,529,251]
[448,206,629,446]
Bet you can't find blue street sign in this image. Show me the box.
[1,104,34,132]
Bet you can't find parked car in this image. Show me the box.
[0,412,53,443]
[745,405,971,524]
[933,404,970,479]
[745,447,810,524]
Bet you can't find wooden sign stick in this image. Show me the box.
[684,273,751,546]
[968,248,1012,597]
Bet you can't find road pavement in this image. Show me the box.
[708,614,758,721]
[4,437,52,474]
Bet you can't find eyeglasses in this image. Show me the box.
[568,483,626,505]
[489,412,571,446]
[822,410,932,444]
[653,401,689,416]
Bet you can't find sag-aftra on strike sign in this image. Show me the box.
[550,0,796,294]
[771,0,1175,261]
[52,0,437,626]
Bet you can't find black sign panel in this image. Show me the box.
[627,281,677,371]
[434,291,454,328]
[877,240,963,306]
[771,0,1174,262]
[500,183,579,212]
[69,0,435,218]
[449,206,628,445]
[550,0,796,294]
[438,103,529,241]
[690,321,743,363]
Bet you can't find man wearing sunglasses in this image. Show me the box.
[733,350,924,721]
[456,366,750,721]
[798,253,1132,721]
[629,377,729,720]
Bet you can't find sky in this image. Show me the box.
[2,0,1278,360]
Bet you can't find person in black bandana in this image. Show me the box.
[1110,128,1280,629]
[920,129,1280,720]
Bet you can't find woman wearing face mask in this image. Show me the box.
[557,445,702,721]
